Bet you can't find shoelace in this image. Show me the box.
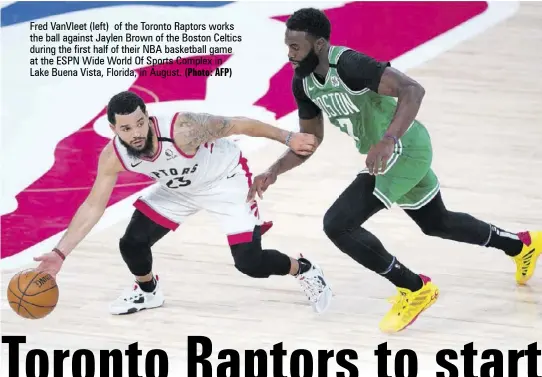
[118,285,144,302]
[387,291,408,313]
[298,276,325,302]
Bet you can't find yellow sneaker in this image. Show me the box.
[513,231,542,285]
[379,275,439,333]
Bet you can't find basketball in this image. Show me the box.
[7,270,59,319]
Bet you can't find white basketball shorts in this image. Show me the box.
[132,153,273,245]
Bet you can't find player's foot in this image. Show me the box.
[295,255,333,313]
[513,231,542,285]
[109,275,165,315]
[379,274,439,333]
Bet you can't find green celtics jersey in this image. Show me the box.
[301,45,425,154]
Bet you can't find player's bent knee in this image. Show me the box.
[119,235,153,276]
[417,214,452,238]
[230,234,290,278]
[323,208,346,240]
[230,241,270,278]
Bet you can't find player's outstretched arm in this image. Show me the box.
[172,111,318,156]
[246,113,324,201]
[267,112,324,176]
[33,142,123,276]
[261,74,325,178]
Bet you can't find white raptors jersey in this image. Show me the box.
[112,112,242,192]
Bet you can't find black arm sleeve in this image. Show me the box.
[336,49,390,92]
[292,75,321,120]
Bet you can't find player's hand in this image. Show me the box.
[366,137,395,175]
[33,250,64,278]
[247,170,278,202]
[287,132,318,156]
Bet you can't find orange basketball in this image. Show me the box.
[7,270,59,319]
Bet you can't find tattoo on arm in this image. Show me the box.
[174,112,235,149]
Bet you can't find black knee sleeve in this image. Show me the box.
[230,227,290,278]
[417,215,451,238]
[323,173,385,242]
[119,210,170,276]
[323,209,346,241]
[322,186,393,273]
[119,236,154,276]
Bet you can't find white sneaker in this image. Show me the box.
[295,256,333,313]
[109,276,165,315]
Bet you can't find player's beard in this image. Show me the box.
[294,47,320,77]
[119,125,155,159]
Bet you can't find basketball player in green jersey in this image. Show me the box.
[247,7,542,333]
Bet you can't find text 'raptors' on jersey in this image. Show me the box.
[104,92,318,237]
[110,109,268,239]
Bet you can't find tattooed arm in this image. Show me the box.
[172,111,300,155]
[172,112,234,155]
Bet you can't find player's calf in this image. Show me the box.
[229,227,333,313]
[109,214,168,315]
[230,240,291,278]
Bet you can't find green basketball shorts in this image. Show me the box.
[359,122,440,210]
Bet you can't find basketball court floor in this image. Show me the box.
[1,1,541,376]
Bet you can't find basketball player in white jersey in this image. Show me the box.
[33,91,333,314]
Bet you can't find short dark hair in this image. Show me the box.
[107,91,146,124]
[286,7,331,40]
